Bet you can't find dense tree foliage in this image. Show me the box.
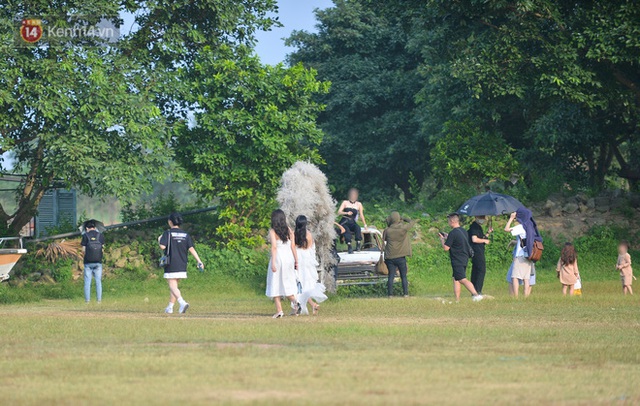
[431,121,518,190]
[175,46,328,247]
[287,0,427,198]
[0,0,329,241]
[289,0,640,196]
[0,2,169,234]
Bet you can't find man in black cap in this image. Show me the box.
[439,213,484,302]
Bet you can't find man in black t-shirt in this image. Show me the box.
[468,216,493,295]
[81,220,105,303]
[439,213,483,302]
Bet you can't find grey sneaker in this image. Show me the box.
[179,303,189,314]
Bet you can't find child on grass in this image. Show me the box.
[616,241,633,295]
[556,243,580,296]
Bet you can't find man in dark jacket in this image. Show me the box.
[383,212,416,297]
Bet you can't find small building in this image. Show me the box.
[35,189,77,237]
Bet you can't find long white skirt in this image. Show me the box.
[266,241,298,298]
[296,245,328,315]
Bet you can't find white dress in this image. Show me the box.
[266,239,297,298]
[296,244,328,315]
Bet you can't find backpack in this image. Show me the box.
[528,240,544,262]
[84,231,103,263]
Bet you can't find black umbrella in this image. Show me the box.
[79,219,107,234]
[458,192,524,217]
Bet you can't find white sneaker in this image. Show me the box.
[472,295,484,302]
[164,306,174,314]
[179,302,190,314]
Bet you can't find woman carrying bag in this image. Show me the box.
[158,212,204,314]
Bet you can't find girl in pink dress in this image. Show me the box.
[616,241,633,295]
[556,243,580,296]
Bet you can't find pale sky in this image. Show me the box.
[121,0,333,65]
[254,0,333,65]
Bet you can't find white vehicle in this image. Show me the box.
[336,227,399,286]
[0,237,27,282]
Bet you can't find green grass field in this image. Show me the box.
[1,278,638,405]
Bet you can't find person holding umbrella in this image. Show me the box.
[468,216,493,295]
[504,208,541,298]
[458,191,524,296]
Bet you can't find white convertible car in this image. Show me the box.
[336,227,399,287]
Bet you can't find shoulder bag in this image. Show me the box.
[159,231,172,268]
[528,240,544,262]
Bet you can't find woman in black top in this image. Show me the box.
[468,216,492,295]
[158,212,204,314]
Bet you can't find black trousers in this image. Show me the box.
[386,257,408,296]
[340,218,362,243]
[470,252,487,294]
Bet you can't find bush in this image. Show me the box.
[112,265,149,282]
[191,245,268,281]
[421,185,478,216]
[51,259,73,283]
[431,120,519,189]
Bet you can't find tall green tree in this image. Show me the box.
[303,0,640,196]
[0,2,168,235]
[287,0,427,199]
[121,0,328,245]
[410,0,640,189]
[174,46,329,247]
[0,0,282,236]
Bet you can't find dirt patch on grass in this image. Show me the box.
[227,390,303,401]
[153,342,283,349]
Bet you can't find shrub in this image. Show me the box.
[112,265,150,282]
[431,120,518,190]
[192,245,268,280]
[51,259,73,283]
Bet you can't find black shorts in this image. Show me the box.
[452,266,467,281]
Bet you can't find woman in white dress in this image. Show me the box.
[294,215,328,315]
[266,209,299,318]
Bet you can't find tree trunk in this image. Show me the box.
[6,143,53,235]
[612,142,640,191]
[593,142,614,189]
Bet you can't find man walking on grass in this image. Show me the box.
[439,213,484,303]
[81,220,105,303]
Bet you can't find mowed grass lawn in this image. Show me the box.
[0,281,638,405]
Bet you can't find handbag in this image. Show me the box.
[376,253,389,275]
[573,277,582,296]
[528,240,544,262]
[158,231,171,268]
